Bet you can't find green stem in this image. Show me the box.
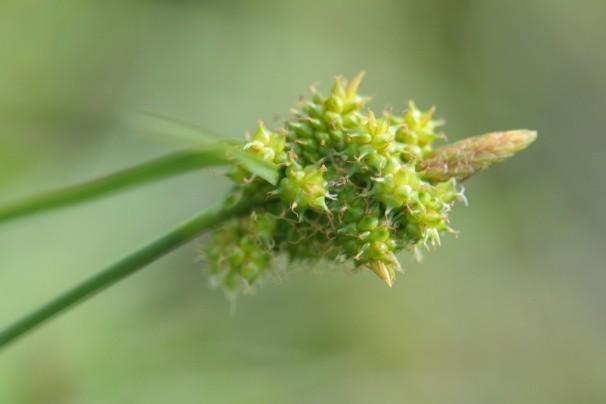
[0,148,230,224]
[0,199,255,350]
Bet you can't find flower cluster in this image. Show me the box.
[204,73,533,293]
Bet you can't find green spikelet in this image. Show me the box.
[204,74,536,293]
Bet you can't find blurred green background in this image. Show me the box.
[1,1,605,403]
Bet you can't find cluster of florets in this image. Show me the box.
[205,73,466,293]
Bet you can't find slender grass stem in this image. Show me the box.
[0,148,229,224]
[0,199,255,350]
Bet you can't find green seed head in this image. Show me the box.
[205,74,536,293]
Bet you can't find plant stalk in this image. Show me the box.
[0,199,255,350]
[0,148,229,224]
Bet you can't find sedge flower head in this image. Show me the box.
[205,73,536,293]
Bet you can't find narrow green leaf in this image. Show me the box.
[134,111,237,146]
[135,112,279,185]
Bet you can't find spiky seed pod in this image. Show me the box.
[243,121,287,164]
[204,74,536,293]
[205,212,276,291]
[279,163,329,211]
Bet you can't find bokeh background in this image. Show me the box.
[1,1,605,403]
